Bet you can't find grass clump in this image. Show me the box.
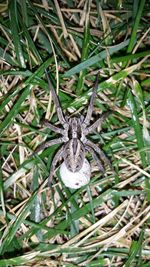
[0,0,150,266]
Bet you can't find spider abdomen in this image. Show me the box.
[63,139,85,172]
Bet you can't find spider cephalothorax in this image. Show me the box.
[33,70,113,185]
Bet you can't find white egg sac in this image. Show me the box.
[60,159,91,189]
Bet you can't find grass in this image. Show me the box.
[0,0,150,266]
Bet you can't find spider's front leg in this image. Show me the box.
[85,111,111,135]
[45,69,67,125]
[83,72,100,126]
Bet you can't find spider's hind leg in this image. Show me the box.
[85,139,114,172]
[48,146,64,186]
[86,145,105,174]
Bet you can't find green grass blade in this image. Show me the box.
[111,50,150,64]
[0,58,52,136]
[9,0,26,68]
[133,79,150,163]
[128,90,147,167]
[20,0,28,27]
[0,190,38,255]
[127,0,146,53]
[124,229,144,267]
[27,0,69,65]
[0,69,32,76]
[43,188,113,239]
[69,60,145,110]
[64,39,130,77]
[0,252,40,267]
[0,47,19,66]
[19,18,42,64]
[76,0,91,94]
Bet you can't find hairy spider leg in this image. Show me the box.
[48,146,64,186]
[85,111,111,135]
[33,137,63,155]
[85,145,105,173]
[83,71,100,126]
[42,119,64,134]
[85,139,113,171]
[45,69,67,125]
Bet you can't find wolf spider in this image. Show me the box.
[33,70,113,184]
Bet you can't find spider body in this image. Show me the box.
[61,117,86,172]
[63,137,85,172]
[33,70,113,185]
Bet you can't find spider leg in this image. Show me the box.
[85,139,114,171]
[83,72,100,126]
[48,146,64,186]
[85,111,111,135]
[85,145,105,173]
[42,119,64,134]
[32,137,63,155]
[45,69,67,125]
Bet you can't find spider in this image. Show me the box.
[33,69,113,185]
